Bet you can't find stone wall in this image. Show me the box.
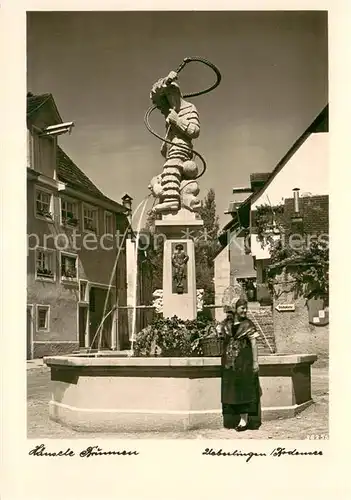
[247,304,275,355]
[273,274,329,367]
[33,341,78,359]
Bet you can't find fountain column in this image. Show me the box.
[155,209,203,321]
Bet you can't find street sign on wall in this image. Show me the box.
[275,304,296,312]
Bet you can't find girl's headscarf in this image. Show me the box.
[224,305,235,315]
[235,297,248,309]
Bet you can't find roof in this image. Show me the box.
[26,93,126,213]
[57,147,126,212]
[283,195,329,235]
[27,92,62,122]
[57,147,104,197]
[249,105,328,207]
[250,172,271,186]
[217,105,328,251]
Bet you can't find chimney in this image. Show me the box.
[291,188,303,228]
[122,193,133,213]
[293,188,300,213]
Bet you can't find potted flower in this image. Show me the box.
[62,267,76,279]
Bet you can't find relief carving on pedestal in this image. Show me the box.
[171,243,189,294]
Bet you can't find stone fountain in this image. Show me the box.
[44,59,317,433]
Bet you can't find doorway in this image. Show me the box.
[89,287,112,350]
[78,304,88,348]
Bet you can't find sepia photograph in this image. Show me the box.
[25,10,329,440]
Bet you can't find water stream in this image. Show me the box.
[130,197,150,356]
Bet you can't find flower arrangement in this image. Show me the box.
[37,208,52,219]
[133,315,220,357]
[254,203,329,302]
[62,267,77,279]
[63,216,79,227]
[253,203,285,248]
[37,268,53,278]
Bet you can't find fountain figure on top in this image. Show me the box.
[148,71,202,215]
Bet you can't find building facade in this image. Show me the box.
[214,104,329,361]
[27,93,130,358]
[250,105,328,303]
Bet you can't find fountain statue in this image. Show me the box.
[148,70,201,214]
[145,57,221,217]
[145,57,221,320]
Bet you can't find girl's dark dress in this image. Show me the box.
[220,318,261,428]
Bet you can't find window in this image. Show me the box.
[61,252,78,281]
[79,280,88,302]
[104,211,113,235]
[37,305,50,332]
[61,198,79,227]
[35,249,55,281]
[32,131,55,177]
[83,204,98,233]
[35,187,53,220]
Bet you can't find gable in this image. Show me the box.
[252,131,328,210]
[249,105,328,210]
[27,93,63,129]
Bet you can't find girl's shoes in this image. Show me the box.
[235,424,248,432]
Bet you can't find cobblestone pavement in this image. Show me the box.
[27,365,328,440]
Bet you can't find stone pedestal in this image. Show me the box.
[155,209,203,321]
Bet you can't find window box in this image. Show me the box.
[36,209,53,219]
[35,249,55,281]
[85,221,97,232]
[62,216,79,227]
[37,268,54,279]
[61,267,77,279]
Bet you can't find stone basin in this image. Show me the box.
[43,353,317,432]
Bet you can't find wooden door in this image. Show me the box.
[89,287,112,350]
[78,305,88,348]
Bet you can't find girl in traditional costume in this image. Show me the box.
[217,298,261,431]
